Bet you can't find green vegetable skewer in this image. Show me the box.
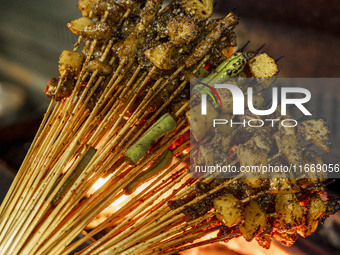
[124,113,176,165]
[52,147,97,206]
[124,149,173,195]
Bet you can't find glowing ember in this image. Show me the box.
[88,175,112,194]
[183,148,190,155]
[86,156,189,229]
[87,174,130,228]
[181,238,291,255]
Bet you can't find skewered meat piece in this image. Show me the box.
[248,53,278,79]
[86,59,113,75]
[167,16,197,45]
[239,200,267,241]
[117,0,163,69]
[44,75,76,100]
[274,129,303,166]
[269,175,300,194]
[181,0,213,21]
[138,0,163,31]
[78,0,100,17]
[67,17,95,35]
[298,119,331,153]
[81,22,113,40]
[308,194,327,221]
[213,193,243,227]
[58,50,84,76]
[190,101,218,141]
[214,113,235,136]
[297,220,319,238]
[68,17,113,40]
[297,193,326,237]
[144,42,175,70]
[92,0,124,21]
[275,193,303,229]
[118,32,144,64]
[196,132,231,166]
[208,32,237,68]
[185,12,238,67]
[237,137,269,188]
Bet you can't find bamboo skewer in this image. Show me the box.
[65,155,190,254]
[0,7,209,249]
[47,158,189,254]
[140,220,220,255]
[0,102,71,249]
[0,1,334,254]
[18,66,159,253]
[10,14,131,250]
[108,212,214,255]
[33,113,191,253]
[162,232,239,255]
[0,2,205,253]
[0,100,59,230]
[77,166,191,254]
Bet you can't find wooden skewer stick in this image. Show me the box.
[13,64,129,253]
[22,67,157,252]
[77,161,191,254]
[142,222,221,255]
[0,100,70,245]
[64,155,191,254]
[162,232,239,255]
[62,122,190,238]
[0,99,58,218]
[105,212,215,255]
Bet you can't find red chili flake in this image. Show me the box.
[228,145,238,155]
[204,63,210,70]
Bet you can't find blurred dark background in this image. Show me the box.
[0,1,339,253]
[215,0,340,78]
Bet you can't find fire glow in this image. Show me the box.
[181,239,291,255]
[86,171,292,255]
[181,231,291,255]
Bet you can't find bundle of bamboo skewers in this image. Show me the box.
[0,0,338,254]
